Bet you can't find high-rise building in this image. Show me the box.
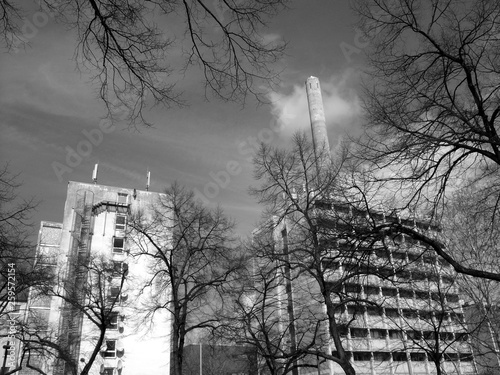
[251,77,476,375]
[464,303,500,375]
[21,182,171,375]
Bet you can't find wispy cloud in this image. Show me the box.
[268,72,361,147]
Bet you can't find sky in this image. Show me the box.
[0,1,366,238]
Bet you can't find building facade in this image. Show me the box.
[464,303,500,375]
[260,206,476,375]
[250,77,477,375]
[21,182,172,375]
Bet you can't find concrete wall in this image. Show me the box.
[37,182,172,375]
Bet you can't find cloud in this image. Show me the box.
[268,73,361,148]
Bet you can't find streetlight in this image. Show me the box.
[1,341,11,375]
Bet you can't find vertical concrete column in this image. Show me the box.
[306,76,331,166]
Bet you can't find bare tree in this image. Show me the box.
[250,133,413,375]
[15,254,128,375]
[351,0,500,281]
[128,183,240,375]
[216,238,328,375]
[0,165,45,375]
[1,0,288,125]
[441,189,500,373]
[0,164,39,314]
[377,264,475,375]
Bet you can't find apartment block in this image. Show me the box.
[21,182,172,375]
[260,208,476,375]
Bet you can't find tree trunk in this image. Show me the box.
[323,291,356,375]
[171,321,182,375]
[80,326,106,375]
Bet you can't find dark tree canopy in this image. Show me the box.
[1,0,288,125]
[350,0,500,282]
[129,183,240,375]
[353,0,500,216]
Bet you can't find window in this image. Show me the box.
[112,261,128,277]
[382,288,397,297]
[395,269,411,279]
[451,312,464,323]
[347,305,365,315]
[393,352,407,361]
[364,286,379,296]
[115,215,127,231]
[389,330,403,340]
[430,293,444,302]
[366,306,383,316]
[406,330,422,340]
[420,311,433,320]
[415,291,429,300]
[459,353,473,362]
[378,267,394,278]
[103,340,116,358]
[446,294,459,303]
[408,253,420,262]
[412,271,427,281]
[402,309,418,319]
[435,312,449,321]
[385,308,399,318]
[112,261,123,275]
[410,352,426,361]
[456,333,469,341]
[439,332,454,341]
[428,274,440,282]
[373,352,390,361]
[399,289,413,299]
[103,368,114,375]
[351,328,368,338]
[335,305,346,314]
[353,352,371,361]
[423,331,436,340]
[106,311,119,330]
[108,286,121,302]
[345,284,361,294]
[443,352,459,361]
[113,237,125,253]
[370,329,387,339]
[442,275,454,284]
[322,258,339,269]
[338,325,348,337]
[375,249,390,259]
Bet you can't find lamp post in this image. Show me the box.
[1,341,11,375]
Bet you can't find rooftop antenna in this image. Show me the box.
[146,169,151,191]
[92,163,99,184]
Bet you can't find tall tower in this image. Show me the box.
[306,76,331,168]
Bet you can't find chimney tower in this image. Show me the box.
[306,76,331,170]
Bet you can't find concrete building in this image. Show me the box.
[251,77,476,375]
[464,303,500,375]
[21,182,171,375]
[270,215,475,375]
